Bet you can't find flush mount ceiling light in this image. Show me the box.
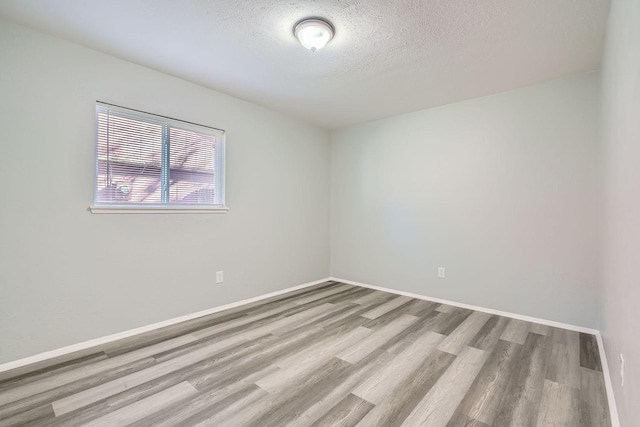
[294,18,334,52]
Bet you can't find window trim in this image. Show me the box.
[88,204,229,214]
[91,101,227,214]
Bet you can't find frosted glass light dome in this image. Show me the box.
[294,18,334,52]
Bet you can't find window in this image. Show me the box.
[91,102,226,213]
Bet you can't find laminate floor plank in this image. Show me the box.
[431,308,474,336]
[536,379,581,427]
[288,350,396,427]
[312,303,373,330]
[0,334,197,407]
[190,301,300,339]
[310,393,374,427]
[361,303,416,330]
[378,310,441,355]
[546,328,581,388]
[394,298,438,318]
[337,314,418,364]
[192,386,267,427]
[435,303,457,313]
[531,323,551,336]
[189,306,367,387]
[242,281,340,310]
[0,400,56,427]
[352,290,395,306]
[229,282,340,315]
[355,350,456,427]
[360,295,413,319]
[468,315,510,351]
[247,357,358,427]
[81,381,197,427]
[446,412,491,427]
[500,318,531,345]
[0,350,109,385]
[316,287,373,306]
[249,350,396,427]
[293,284,355,305]
[188,384,268,427]
[0,352,108,393]
[43,360,210,427]
[256,326,372,393]
[451,339,523,425]
[579,333,603,372]
[493,332,552,426]
[0,357,158,422]
[438,311,492,355]
[270,313,371,372]
[0,281,612,427]
[153,326,279,364]
[580,368,612,427]
[129,365,280,427]
[188,311,369,392]
[100,312,249,358]
[188,297,335,346]
[352,329,444,404]
[400,346,489,426]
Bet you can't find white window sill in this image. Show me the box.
[89,205,229,214]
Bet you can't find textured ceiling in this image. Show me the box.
[0,0,610,129]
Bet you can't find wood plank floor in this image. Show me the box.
[0,281,611,426]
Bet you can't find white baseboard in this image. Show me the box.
[0,277,332,376]
[331,276,620,427]
[595,332,621,427]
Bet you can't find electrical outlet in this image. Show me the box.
[438,267,446,278]
[620,354,625,387]
[216,271,224,284]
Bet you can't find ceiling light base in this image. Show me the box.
[294,18,334,52]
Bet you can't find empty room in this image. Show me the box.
[0,0,637,426]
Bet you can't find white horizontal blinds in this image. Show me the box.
[169,127,216,204]
[96,105,164,204]
[94,102,225,207]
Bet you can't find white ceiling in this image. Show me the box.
[0,0,610,129]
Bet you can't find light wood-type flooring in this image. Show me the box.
[0,281,611,426]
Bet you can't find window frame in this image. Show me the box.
[89,102,228,214]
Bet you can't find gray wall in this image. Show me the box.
[0,19,330,364]
[331,73,601,328]
[600,0,640,425]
